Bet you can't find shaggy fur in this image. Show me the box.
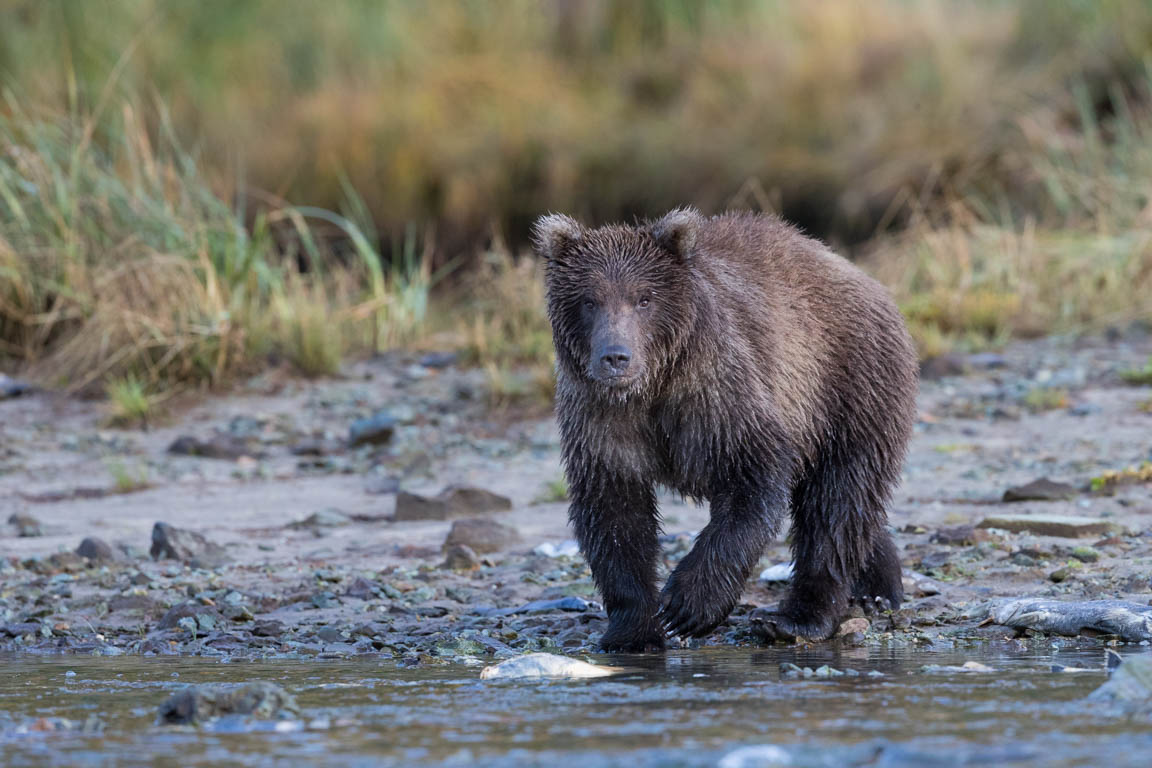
[533,209,918,652]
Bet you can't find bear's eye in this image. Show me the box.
[637,296,651,309]
[582,299,595,311]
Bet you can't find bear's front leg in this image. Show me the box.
[658,486,785,639]
[570,475,664,653]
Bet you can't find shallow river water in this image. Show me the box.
[1,646,1148,767]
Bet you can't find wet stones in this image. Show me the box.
[443,518,521,554]
[150,523,230,568]
[1002,477,1078,502]
[394,486,513,522]
[157,602,225,632]
[977,514,1118,538]
[158,682,299,725]
[251,619,285,637]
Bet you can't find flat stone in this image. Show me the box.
[289,509,351,529]
[150,522,231,568]
[443,517,521,554]
[168,434,259,460]
[977,514,1118,538]
[395,486,513,522]
[1002,477,1079,502]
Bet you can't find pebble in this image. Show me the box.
[347,411,396,447]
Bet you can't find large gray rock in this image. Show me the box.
[150,522,230,568]
[158,682,299,725]
[1089,650,1152,716]
[395,486,513,522]
[443,518,521,554]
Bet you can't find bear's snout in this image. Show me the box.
[598,345,632,377]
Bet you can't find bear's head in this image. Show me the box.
[532,208,700,395]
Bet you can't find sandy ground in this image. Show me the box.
[1,332,1151,659]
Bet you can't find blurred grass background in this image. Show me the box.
[1,0,1151,398]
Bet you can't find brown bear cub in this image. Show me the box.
[533,209,918,652]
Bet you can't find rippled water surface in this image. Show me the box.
[2,647,1149,767]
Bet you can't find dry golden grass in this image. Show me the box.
[458,249,555,405]
[3,1,1151,246]
[0,101,433,391]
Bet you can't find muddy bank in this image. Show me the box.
[2,334,1151,662]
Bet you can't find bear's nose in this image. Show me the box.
[600,346,631,373]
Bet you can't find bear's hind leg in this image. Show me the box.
[758,442,899,642]
[851,531,903,615]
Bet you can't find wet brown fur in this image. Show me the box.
[533,209,918,652]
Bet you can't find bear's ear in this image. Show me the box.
[647,207,701,262]
[532,214,583,261]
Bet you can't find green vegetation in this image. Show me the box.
[1120,358,1152,385]
[1,1,1151,395]
[534,475,570,504]
[1022,387,1070,413]
[105,374,156,427]
[106,459,151,494]
[1090,462,1152,493]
